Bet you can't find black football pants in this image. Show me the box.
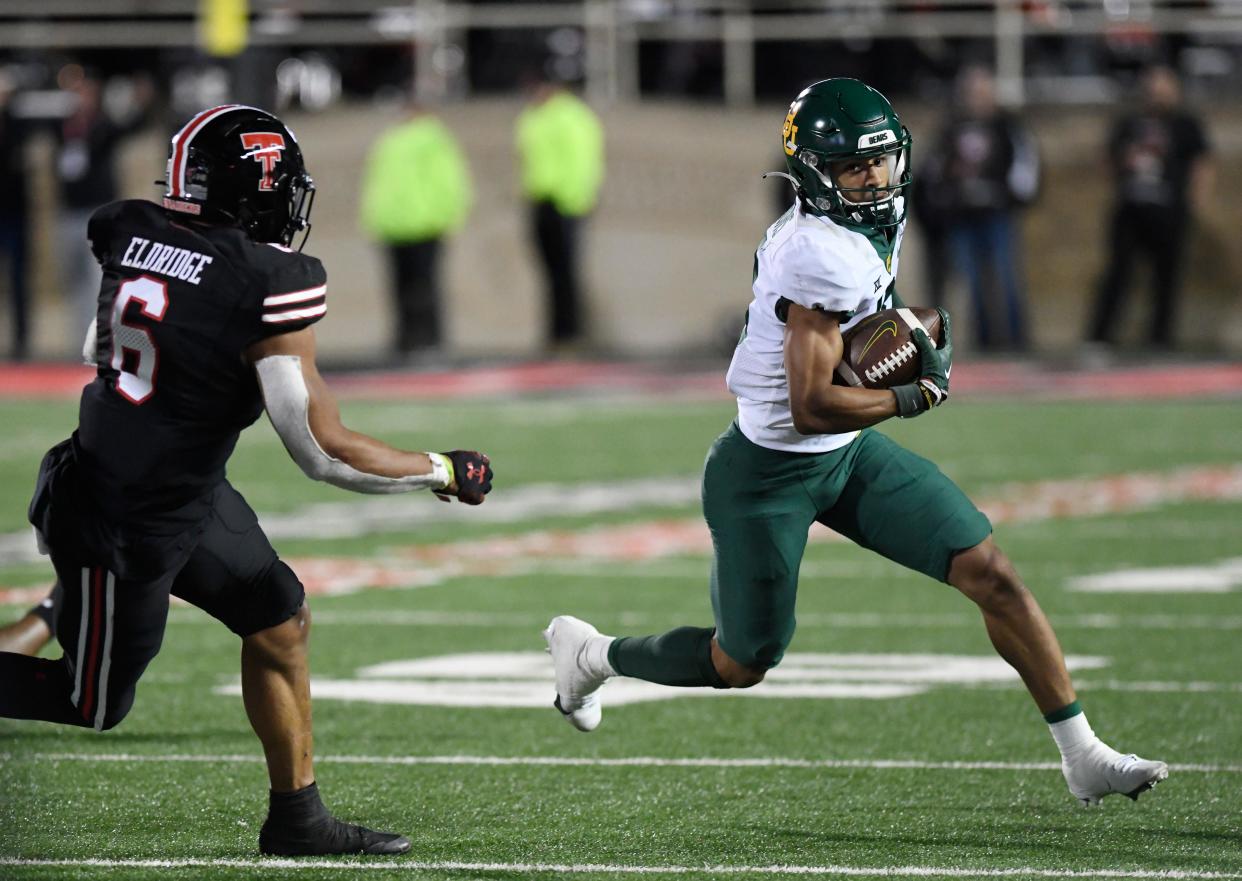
[0,482,304,731]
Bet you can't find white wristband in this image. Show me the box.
[426,452,453,491]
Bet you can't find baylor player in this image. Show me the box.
[0,105,493,854]
[544,79,1167,807]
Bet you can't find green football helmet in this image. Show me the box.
[777,78,912,230]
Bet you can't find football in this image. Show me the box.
[834,307,943,389]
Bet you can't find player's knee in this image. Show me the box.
[230,559,307,640]
[94,690,137,732]
[245,602,310,666]
[952,542,1026,612]
[711,641,771,689]
[721,665,767,688]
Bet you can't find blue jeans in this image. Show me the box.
[948,213,1028,351]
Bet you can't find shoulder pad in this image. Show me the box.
[257,246,327,330]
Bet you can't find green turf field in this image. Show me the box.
[1,392,1240,880]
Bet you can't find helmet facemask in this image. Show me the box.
[793,132,911,231]
[239,169,315,249]
[285,173,315,250]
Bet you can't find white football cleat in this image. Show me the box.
[1062,741,1169,807]
[543,615,610,732]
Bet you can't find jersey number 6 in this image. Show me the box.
[109,276,169,405]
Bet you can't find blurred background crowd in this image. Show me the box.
[0,0,1239,365]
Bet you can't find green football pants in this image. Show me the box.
[702,422,992,670]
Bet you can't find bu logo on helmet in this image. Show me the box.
[782,106,799,157]
[239,132,286,191]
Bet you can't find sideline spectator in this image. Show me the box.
[0,71,32,360]
[55,65,152,340]
[920,66,1040,351]
[1086,65,1211,350]
[360,101,472,357]
[515,78,603,349]
[911,146,953,311]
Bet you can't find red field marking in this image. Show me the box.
[0,364,94,398]
[3,359,1240,401]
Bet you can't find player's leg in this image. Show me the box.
[2,441,167,728]
[0,583,60,655]
[821,430,1167,805]
[948,538,1074,711]
[948,538,1167,804]
[0,561,172,730]
[545,422,823,729]
[171,482,409,855]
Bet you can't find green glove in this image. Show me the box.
[893,308,953,418]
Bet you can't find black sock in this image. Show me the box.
[28,594,56,630]
[608,626,728,688]
[259,781,409,855]
[266,781,331,829]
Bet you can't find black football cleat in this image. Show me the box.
[259,815,411,856]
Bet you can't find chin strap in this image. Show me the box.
[761,171,798,192]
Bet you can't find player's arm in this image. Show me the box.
[244,328,492,504]
[784,303,902,434]
[785,303,953,434]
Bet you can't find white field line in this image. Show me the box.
[0,858,1239,879]
[8,752,1241,774]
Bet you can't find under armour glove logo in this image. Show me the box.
[442,450,493,505]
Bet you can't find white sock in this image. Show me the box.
[584,635,616,679]
[1049,711,1098,759]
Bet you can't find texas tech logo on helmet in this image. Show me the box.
[240,132,286,191]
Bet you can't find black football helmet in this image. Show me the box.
[161,104,315,248]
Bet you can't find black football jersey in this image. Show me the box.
[73,199,327,535]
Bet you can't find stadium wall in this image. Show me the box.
[14,100,1242,361]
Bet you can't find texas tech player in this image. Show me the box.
[0,105,493,856]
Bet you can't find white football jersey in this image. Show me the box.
[726,201,905,453]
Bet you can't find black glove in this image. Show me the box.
[893,308,953,418]
[439,450,493,505]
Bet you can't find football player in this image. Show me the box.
[0,105,494,854]
[544,79,1167,808]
